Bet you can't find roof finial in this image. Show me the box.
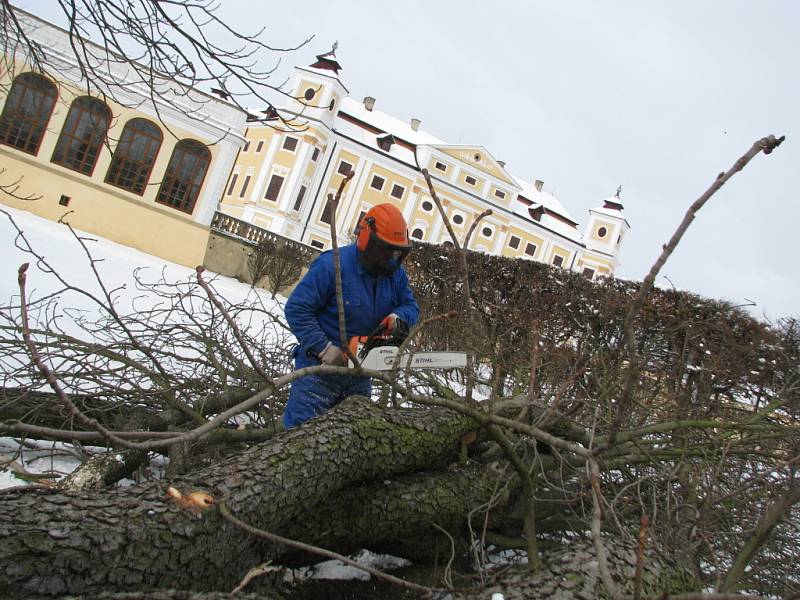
[615,184,622,198]
[321,41,338,58]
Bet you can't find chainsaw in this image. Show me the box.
[347,321,466,371]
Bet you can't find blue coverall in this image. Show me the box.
[282,243,420,428]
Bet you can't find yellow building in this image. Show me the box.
[0,10,246,268]
[219,49,629,279]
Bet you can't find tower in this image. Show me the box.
[583,186,630,269]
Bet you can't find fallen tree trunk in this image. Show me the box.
[0,397,477,597]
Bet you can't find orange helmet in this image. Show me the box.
[355,203,411,276]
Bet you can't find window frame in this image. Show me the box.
[51,96,111,176]
[155,139,211,214]
[390,183,405,200]
[336,160,353,176]
[508,235,521,250]
[104,117,163,196]
[264,173,285,202]
[370,174,386,191]
[282,136,299,152]
[525,242,537,256]
[464,174,477,186]
[0,72,58,156]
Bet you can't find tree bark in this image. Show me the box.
[0,397,477,597]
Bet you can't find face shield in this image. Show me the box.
[359,229,411,277]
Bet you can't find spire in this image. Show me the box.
[603,185,624,211]
[310,41,342,74]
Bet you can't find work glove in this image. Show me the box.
[318,343,345,365]
[380,313,400,334]
[380,314,409,343]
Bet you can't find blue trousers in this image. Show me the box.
[282,353,372,429]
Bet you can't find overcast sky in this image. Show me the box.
[17,1,800,321]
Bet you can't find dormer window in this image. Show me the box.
[377,134,396,152]
[528,206,544,221]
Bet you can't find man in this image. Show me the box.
[282,203,420,428]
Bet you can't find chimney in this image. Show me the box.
[497,160,505,168]
[410,117,421,131]
[534,179,544,192]
[363,96,375,111]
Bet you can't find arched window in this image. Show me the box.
[0,73,57,155]
[51,96,111,175]
[105,118,162,195]
[156,139,211,214]
[411,228,424,240]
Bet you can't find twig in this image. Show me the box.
[325,169,356,362]
[196,266,272,383]
[633,514,650,600]
[613,135,785,442]
[231,560,280,594]
[18,263,135,449]
[415,161,479,400]
[588,456,621,600]
[219,501,444,596]
[431,522,456,588]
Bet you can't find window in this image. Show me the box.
[370,174,385,191]
[494,189,506,200]
[552,255,564,268]
[481,226,493,238]
[238,174,252,198]
[355,210,367,230]
[337,160,352,176]
[226,173,239,196]
[452,214,464,225]
[434,161,447,172]
[421,200,433,212]
[508,235,520,250]
[304,87,316,101]
[0,73,57,155]
[391,183,405,200]
[264,174,284,201]
[321,201,332,224]
[242,140,250,152]
[282,136,298,152]
[597,226,608,238]
[411,228,424,240]
[105,118,162,195]
[51,96,111,175]
[583,267,595,280]
[328,99,336,111]
[255,140,264,153]
[156,139,211,214]
[310,240,325,249]
[312,147,320,162]
[465,175,477,186]
[293,185,307,212]
[525,242,536,256]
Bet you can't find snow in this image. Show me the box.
[0,204,287,490]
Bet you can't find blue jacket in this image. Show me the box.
[285,244,420,358]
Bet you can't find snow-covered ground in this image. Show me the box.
[0,204,287,486]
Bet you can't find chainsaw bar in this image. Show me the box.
[353,346,467,371]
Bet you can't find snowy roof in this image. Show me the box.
[337,97,443,146]
[511,176,579,224]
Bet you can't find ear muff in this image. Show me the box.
[356,216,375,251]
